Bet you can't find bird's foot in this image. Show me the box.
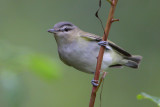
[98,41,111,50]
[98,41,108,46]
[91,79,99,87]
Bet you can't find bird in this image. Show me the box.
[48,21,142,85]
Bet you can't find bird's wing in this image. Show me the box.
[80,32,102,41]
[80,33,131,57]
[107,40,131,57]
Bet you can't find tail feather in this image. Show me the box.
[124,55,142,69]
[124,61,139,68]
[125,55,142,64]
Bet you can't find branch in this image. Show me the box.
[89,0,119,107]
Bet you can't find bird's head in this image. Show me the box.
[48,22,79,38]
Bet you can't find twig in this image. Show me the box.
[89,0,119,107]
[100,72,107,107]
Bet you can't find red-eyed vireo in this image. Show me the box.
[48,22,142,85]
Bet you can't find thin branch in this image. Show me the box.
[89,0,119,107]
[111,18,120,22]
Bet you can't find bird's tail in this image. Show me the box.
[123,55,142,68]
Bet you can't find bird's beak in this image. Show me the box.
[48,29,56,33]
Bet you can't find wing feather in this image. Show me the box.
[80,33,131,57]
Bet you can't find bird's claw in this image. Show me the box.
[98,41,111,50]
[91,79,99,87]
[98,41,108,46]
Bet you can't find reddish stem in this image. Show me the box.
[89,0,118,107]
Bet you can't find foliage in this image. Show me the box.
[0,40,61,107]
[137,92,160,107]
[0,40,61,79]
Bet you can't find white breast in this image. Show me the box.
[57,39,114,74]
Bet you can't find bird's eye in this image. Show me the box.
[64,28,69,32]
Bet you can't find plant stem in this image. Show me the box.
[89,0,118,107]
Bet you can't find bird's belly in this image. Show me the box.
[58,43,113,74]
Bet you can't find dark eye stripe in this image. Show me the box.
[60,24,73,28]
[59,26,73,32]
[63,28,72,32]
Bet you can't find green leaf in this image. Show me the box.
[0,40,61,80]
[137,92,160,107]
[28,54,61,79]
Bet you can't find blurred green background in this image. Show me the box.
[0,0,160,107]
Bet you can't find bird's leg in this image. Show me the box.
[98,41,111,50]
[91,79,99,87]
[98,41,108,47]
[96,72,107,92]
[91,72,107,92]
